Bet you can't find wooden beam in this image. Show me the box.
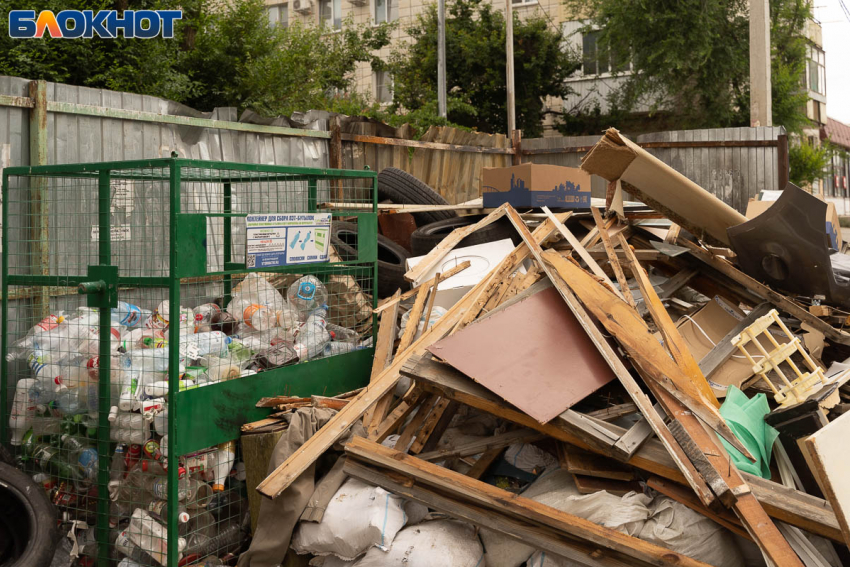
[394,394,440,452]
[592,207,636,308]
[371,388,424,443]
[410,399,458,454]
[418,428,546,461]
[340,132,516,155]
[362,289,401,433]
[698,302,772,378]
[658,268,698,299]
[466,447,503,480]
[586,403,638,422]
[345,437,714,567]
[374,261,471,314]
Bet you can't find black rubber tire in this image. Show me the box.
[0,462,57,567]
[331,222,410,298]
[0,445,14,466]
[377,168,457,226]
[409,215,522,256]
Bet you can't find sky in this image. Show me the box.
[816,0,850,124]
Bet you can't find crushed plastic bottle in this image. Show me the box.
[128,508,188,564]
[113,301,152,328]
[226,298,275,332]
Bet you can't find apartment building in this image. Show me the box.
[264,0,564,109]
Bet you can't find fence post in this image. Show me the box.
[777,133,789,190]
[511,129,522,166]
[330,115,344,201]
[28,80,49,318]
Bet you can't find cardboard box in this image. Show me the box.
[406,239,523,310]
[676,297,790,397]
[746,196,843,250]
[481,164,591,209]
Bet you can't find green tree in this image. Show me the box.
[0,0,393,116]
[560,0,812,136]
[387,0,581,136]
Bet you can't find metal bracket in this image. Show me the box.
[79,264,118,309]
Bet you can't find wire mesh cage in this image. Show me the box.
[1,157,377,566]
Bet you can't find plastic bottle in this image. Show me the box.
[7,313,65,359]
[194,303,222,327]
[226,298,275,332]
[9,378,38,445]
[108,444,128,501]
[144,379,195,397]
[184,331,231,358]
[117,355,141,411]
[183,512,249,558]
[293,321,331,361]
[119,328,165,352]
[23,435,84,483]
[60,434,98,480]
[326,323,358,344]
[287,276,328,319]
[109,412,150,445]
[128,508,187,565]
[185,478,214,509]
[275,302,301,334]
[321,341,357,357]
[141,473,189,501]
[146,499,190,525]
[212,440,236,492]
[114,528,160,566]
[256,342,298,369]
[113,301,152,328]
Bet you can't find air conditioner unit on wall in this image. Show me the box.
[293,0,313,14]
[348,0,368,6]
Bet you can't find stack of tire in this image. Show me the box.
[337,168,520,299]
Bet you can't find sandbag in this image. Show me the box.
[354,519,484,567]
[638,498,745,567]
[526,551,583,566]
[504,443,558,474]
[292,479,410,560]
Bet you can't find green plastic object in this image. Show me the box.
[718,386,780,478]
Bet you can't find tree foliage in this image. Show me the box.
[561,0,812,136]
[386,0,581,137]
[0,0,393,116]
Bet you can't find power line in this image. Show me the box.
[838,0,850,23]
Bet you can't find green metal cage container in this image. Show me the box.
[1,157,378,566]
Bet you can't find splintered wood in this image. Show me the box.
[251,193,850,566]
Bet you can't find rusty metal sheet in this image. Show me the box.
[428,286,617,423]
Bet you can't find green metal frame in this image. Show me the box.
[1,156,378,567]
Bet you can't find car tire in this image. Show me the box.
[377,168,457,226]
[331,222,411,298]
[0,462,57,567]
[409,215,522,256]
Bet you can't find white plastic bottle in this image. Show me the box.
[193,303,221,327]
[293,321,331,361]
[127,509,187,565]
[212,440,236,492]
[109,412,150,445]
[144,379,195,398]
[226,298,275,331]
[7,313,64,359]
[9,378,38,445]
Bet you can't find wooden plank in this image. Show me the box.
[409,398,456,454]
[362,289,402,434]
[540,207,622,298]
[586,403,638,422]
[803,411,850,547]
[501,208,716,508]
[418,428,545,462]
[613,415,656,458]
[340,132,516,154]
[657,268,698,299]
[616,233,721,409]
[592,207,636,308]
[404,204,509,283]
[255,210,566,499]
[573,475,643,497]
[679,239,850,345]
[698,302,772,378]
[371,388,424,443]
[394,394,439,452]
[310,396,349,411]
[562,445,636,481]
[345,437,714,567]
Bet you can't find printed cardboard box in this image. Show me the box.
[481,164,591,209]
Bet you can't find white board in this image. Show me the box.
[804,410,850,547]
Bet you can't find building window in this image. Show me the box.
[512,0,538,6]
[374,0,396,23]
[374,71,392,103]
[320,0,342,29]
[581,30,628,76]
[267,3,288,28]
[808,45,826,95]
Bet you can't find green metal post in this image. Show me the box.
[167,161,182,566]
[223,181,232,304]
[28,80,49,319]
[308,177,318,213]
[96,170,112,567]
[0,170,10,444]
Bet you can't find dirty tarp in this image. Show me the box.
[718,386,779,478]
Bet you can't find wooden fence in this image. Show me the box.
[335,119,790,214]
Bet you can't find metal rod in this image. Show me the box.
[96,170,112,567]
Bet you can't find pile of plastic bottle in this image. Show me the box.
[6,274,363,566]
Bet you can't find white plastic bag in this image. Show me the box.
[292,479,410,560]
[354,519,484,567]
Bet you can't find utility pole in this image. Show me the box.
[749,0,772,127]
[437,0,447,118]
[505,0,516,133]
